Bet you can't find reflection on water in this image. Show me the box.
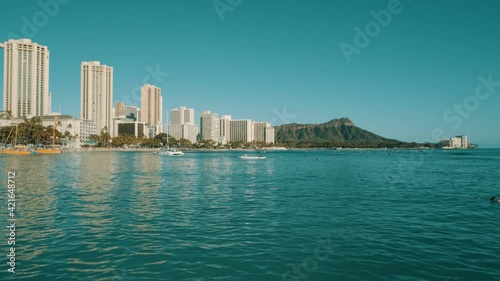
[0,150,499,280]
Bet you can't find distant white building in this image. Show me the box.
[450,137,462,148]
[440,135,469,149]
[460,135,468,149]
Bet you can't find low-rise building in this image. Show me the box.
[118,122,146,138]
[80,120,97,144]
[38,114,81,148]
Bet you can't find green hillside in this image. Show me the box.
[274,118,400,146]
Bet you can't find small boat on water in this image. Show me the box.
[239,154,266,160]
[155,148,184,156]
[1,146,38,155]
[37,116,62,154]
[36,148,62,154]
[0,124,38,155]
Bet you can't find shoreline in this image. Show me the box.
[67,147,483,153]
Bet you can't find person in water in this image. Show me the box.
[490,196,500,203]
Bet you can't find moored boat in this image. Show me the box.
[1,146,37,155]
[0,124,37,155]
[239,154,266,160]
[37,116,62,154]
[36,148,62,154]
[155,148,184,156]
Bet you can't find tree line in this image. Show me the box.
[0,117,76,146]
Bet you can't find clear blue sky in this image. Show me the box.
[1,0,499,147]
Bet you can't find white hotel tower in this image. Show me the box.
[1,39,50,118]
[81,61,114,134]
[168,106,198,143]
[141,84,163,134]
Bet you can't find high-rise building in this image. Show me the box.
[265,126,275,144]
[140,84,162,135]
[252,121,275,144]
[200,111,219,142]
[81,61,113,134]
[168,107,198,143]
[170,106,195,125]
[230,119,253,143]
[253,121,266,142]
[443,135,469,149]
[460,135,468,149]
[1,39,50,118]
[218,115,231,144]
[114,102,125,117]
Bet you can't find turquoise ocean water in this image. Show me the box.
[0,149,499,281]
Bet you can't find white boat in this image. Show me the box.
[155,148,184,156]
[156,116,184,156]
[261,147,287,151]
[239,154,266,160]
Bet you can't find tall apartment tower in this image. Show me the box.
[140,84,163,134]
[1,39,50,118]
[219,115,231,144]
[253,121,267,142]
[200,111,219,142]
[170,106,195,125]
[81,61,113,134]
[168,106,198,143]
[460,135,468,149]
[230,119,253,143]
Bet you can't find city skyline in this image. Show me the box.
[1,1,499,147]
